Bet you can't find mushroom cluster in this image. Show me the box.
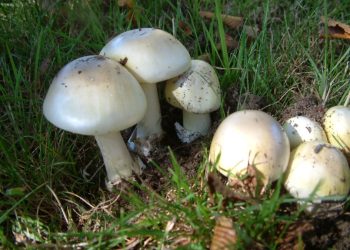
[209,105,350,208]
[43,24,350,207]
[43,28,221,189]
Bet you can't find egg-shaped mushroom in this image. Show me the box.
[284,141,350,203]
[209,110,290,186]
[323,105,350,158]
[283,116,328,149]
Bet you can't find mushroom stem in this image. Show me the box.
[183,110,211,136]
[136,82,163,139]
[95,132,138,183]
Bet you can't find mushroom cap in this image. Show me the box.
[43,55,147,136]
[165,60,221,114]
[284,141,350,199]
[100,28,191,83]
[283,116,328,149]
[209,110,290,184]
[323,105,350,155]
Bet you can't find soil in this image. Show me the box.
[124,84,349,249]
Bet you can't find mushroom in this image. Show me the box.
[165,59,221,143]
[209,110,290,188]
[100,28,191,155]
[43,55,147,188]
[323,105,350,158]
[283,116,328,149]
[284,141,350,209]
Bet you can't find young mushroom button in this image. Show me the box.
[43,55,147,190]
[323,105,350,159]
[284,141,350,211]
[100,28,191,156]
[165,60,221,143]
[209,110,290,189]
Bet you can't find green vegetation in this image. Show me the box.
[1,0,350,248]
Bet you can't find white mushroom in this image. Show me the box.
[323,105,350,158]
[284,141,350,207]
[165,60,221,143]
[43,55,147,188]
[100,28,191,155]
[283,116,328,149]
[209,110,290,187]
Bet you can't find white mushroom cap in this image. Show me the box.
[165,59,221,114]
[43,55,147,135]
[209,110,290,185]
[100,28,191,83]
[284,141,350,200]
[323,105,350,156]
[283,116,328,149]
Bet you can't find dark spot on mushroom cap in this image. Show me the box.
[119,57,128,66]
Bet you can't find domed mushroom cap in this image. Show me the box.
[323,105,350,155]
[284,141,350,199]
[100,28,191,83]
[283,116,328,149]
[165,60,221,114]
[43,55,147,135]
[209,110,290,184]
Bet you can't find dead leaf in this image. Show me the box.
[199,11,243,29]
[207,172,258,205]
[210,216,237,250]
[179,20,193,36]
[118,0,134,8]
[216,34,239,50]
[278,220,313,250]
[320,16,350,40]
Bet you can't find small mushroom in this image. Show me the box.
[284,141,350,209]
[100,28,191,156]
[43,55,147,188]
[283,116,328,149]
[165,60,221,143]
[209,110,290,187]
[323,105,350,158]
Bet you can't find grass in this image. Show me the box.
[1,0,350,249]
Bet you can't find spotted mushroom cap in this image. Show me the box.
[284,141,350,199]
[283,116,328,149]
[100,28,191,83]
[164,59,221,114]
[43,55,147,136]
[323,105,350,155]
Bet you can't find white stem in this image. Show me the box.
[136,82,163,139]
[183,110,211,136]
[95,132,138,183]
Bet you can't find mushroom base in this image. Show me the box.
[95,132,140,187]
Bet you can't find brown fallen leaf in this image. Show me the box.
[319,16,350,40]
[118,0,134,8]
[179,20,193,36]
[210,216,237,250]
[207,172,258,205]
[199,10,243,29]
[216,33,239,50]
